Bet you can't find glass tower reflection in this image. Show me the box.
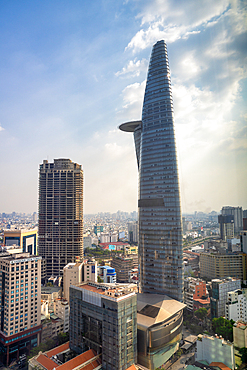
[120,40,183,302]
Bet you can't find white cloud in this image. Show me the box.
[115,58,148,77]
[126,0,231,52]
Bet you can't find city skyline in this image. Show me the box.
[0,1,246,214]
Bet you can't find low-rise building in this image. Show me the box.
[233,320,247,349]
[196,334,235,370]
[41,285,62,312]
[128,268,138,284]
[54,299,70,333]
[28,342,102,370]
[193,297,210,311]
[98,266,116,283]
[50,314,64,337]
[137,293,186,370]
[184,277,208,311]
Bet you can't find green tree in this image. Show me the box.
[212,317,234,342]
[97,276,103,283]
[239,348,247,363]
[194,308,208,321]
[57,332,69,345]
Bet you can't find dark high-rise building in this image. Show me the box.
[221,206,243,233]
[218,214,234,241]
[38,159,83,278]
[120,40,183,302]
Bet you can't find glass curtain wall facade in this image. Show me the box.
[38,159,83,278]
[120,40,183,301]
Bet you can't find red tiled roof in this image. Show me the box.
[46,342,70,358]
[57,349,99,370]
[36,354,58,370]
[126,365,137,370]
[99,242,129,246]
[193,298,210,304]
[183,250,200,256]
[209,362,231,370]
[83,359,102,370]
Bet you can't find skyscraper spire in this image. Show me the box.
[120,40,183,301]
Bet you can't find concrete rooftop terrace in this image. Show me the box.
[74,282,137,298]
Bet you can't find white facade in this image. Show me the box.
[196,334,235,370]
[100,233,110,243]
[53,298,70,333]
[63,262,83,301]
[111,232,118,243]
[225,289,247,321]
[83,260,97,283]
[83,236,92,249]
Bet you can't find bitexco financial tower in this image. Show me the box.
[120,40,183,302]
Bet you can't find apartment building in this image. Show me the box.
[184,277,207,311]
[53,298,70,333]
[0,252,41,365]
[225,289,247,322]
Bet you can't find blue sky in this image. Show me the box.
[0,0,246,214]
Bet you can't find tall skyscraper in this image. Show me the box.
[38,159,83,278]
[120,40,183,301]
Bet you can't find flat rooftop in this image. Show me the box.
[41,286,62,294]
[4,228,37,234]
[75,282,137,299]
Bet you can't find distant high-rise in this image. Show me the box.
[218,214,234,241]
[38,159,83,278]
[222,206,243,233]
[120,40,183,301]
